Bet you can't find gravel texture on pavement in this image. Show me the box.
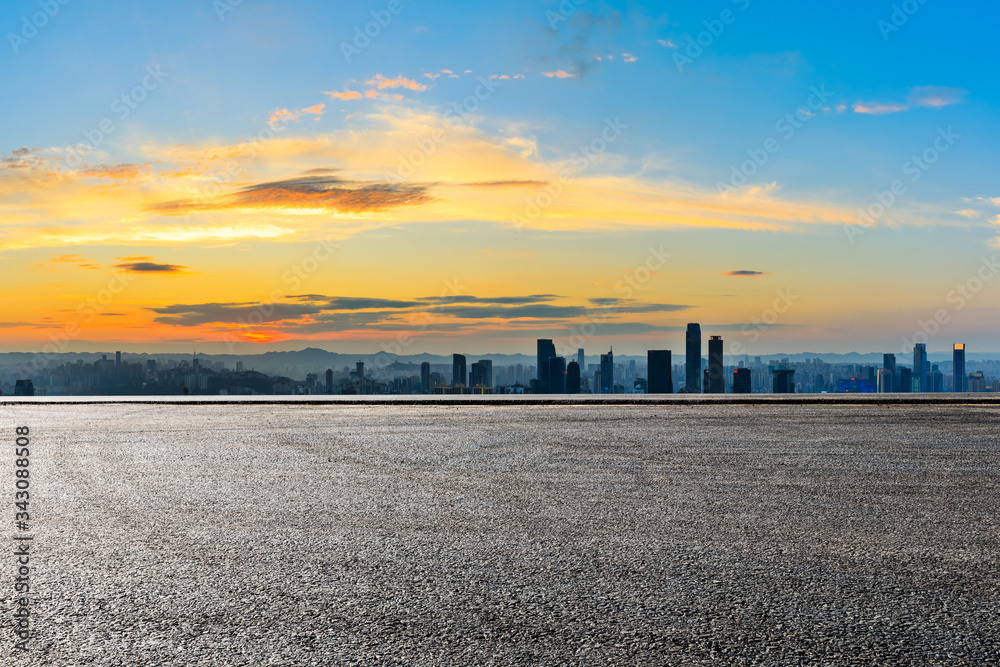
[4,402,999,665]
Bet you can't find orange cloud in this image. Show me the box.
[326,89,363,100]
[366,74,428,91]
[543,70,576,79]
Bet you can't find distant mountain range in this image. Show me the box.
[2,347,996,374]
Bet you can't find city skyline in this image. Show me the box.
[3,1,1000,355]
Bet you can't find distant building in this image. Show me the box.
[928,364,943,393]
[566,361,581,394]
[325,368,333,393]
[536,339,555,394]
[882,353,896,392]
[686,323,701,392]
[576,349,585,375]
[452,354,466,387]
[953,344,966,392]
[420,362,431,393]
[733,368,751,393]
[115,351,121,366]
[969,371,986,392]
[772,368,795,394]
[548,356,566,394]
[647,350,672,394]
[14,380,34,396]
[898,367,912,393]
[912,343,927,392]
[469,360,493,389]
[599,349,614,394]
[707,335,724,394]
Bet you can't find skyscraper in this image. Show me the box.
[733,368,751,393]
[420,362,431,393]
[953,344,966,392]
[566,360,581,394]
[600,348,614,394]
[548,356,566,394]
[536,339,556,394]
[912,343,927,392]
[325,368,333,393]
[882,353,896,392]
[577,349,585,374]
[481,359,493,388]
[647,350,672,394]
[772,368,795,394]
[685,323,701,392]
[452,354,466,387]
[707,335,724,394]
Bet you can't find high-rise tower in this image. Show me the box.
[685,323,701,392]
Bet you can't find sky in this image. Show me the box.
[2,0,999,357]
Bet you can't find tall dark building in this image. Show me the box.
[577,349,585,374]
[599,348,614,393]
[467,359,492,388]
[420,362,431,393]
[548,356,566,394]
[707,335,724,394]
[536,339,556,393]
[685,323,701,392]
[882,353,896,393]
[733,368,751,394]
[325,368,333,393]
[116,350,122,366]
[452,354,467,387]
[14,379,34,396]
[647,350,672,394]
[899,367,912,393]
[772,368,795,394]
[953,344,966,392]
[566,361,581,394]
[912,343,927,392]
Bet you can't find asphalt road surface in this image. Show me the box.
[4,401,999,665]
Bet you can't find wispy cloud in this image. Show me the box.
[724,270,771,277]
[908,86,968,108]
[147,176,434,215]
[366,74,428,91]
[542,69,576,78]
